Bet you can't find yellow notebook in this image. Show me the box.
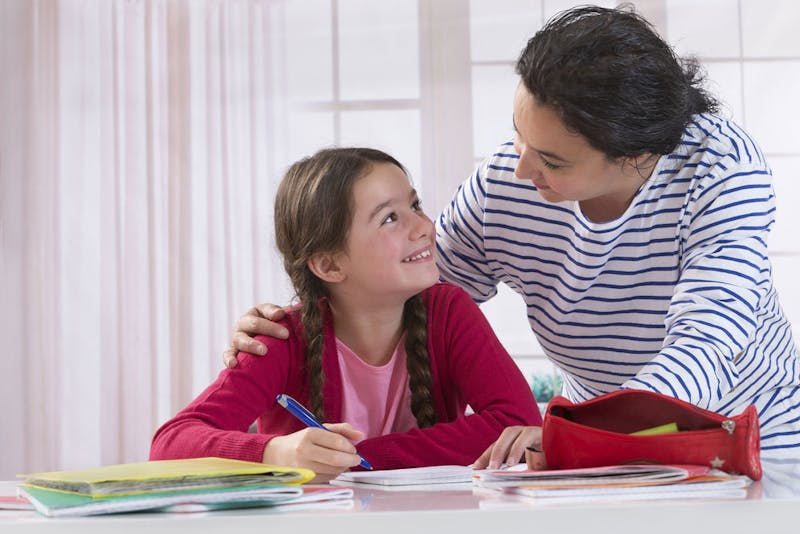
[19,457,314,498]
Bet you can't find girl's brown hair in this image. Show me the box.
[273,147,436,427]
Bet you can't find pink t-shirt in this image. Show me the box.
[336,335,418,440]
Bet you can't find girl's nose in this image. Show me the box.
[411,213,433,239]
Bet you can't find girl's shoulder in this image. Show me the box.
[420,282,477,309]
[421,280,466,296]
[236,311,305,369]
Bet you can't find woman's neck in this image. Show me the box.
[579,154,659,223]
[326,297,405,367]
[579,187,639,222]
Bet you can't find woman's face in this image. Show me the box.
[512,82,650,220]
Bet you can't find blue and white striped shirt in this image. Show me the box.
[436,114,800,456]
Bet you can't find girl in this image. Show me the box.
[150,147,540,476]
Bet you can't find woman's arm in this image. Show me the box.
[435,146,516,302]
[624,160,776,409]
[223,305,290,367]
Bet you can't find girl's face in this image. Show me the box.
[334,162,439,304]
[512,82,650,220]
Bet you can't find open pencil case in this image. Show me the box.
[542,389,762,480]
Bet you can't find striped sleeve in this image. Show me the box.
[435,155,504,303]
[624,156,776,410]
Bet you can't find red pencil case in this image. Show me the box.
[542,389,762,480]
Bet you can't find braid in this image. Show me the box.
[403,294,436,428]
[300,299,326,422]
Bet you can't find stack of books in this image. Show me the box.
[17,457,353,517]
[474,464,751,504]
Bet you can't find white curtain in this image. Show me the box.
[0,0,298,478]
[0,0,477,480]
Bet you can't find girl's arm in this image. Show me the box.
[149,337,290,463]
[355,284,541,469]
[150,334,364,475]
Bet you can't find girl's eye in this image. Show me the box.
[381,212,398,225]
[411,199,422,211]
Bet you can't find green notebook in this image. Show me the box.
[20,457,314,497]
[18,483,306,517]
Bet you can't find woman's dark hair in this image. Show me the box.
[273,147,436,427]
[515,4,718,158]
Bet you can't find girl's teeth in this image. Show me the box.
[403,250,431,262]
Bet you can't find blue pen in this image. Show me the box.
[276,394,373,470]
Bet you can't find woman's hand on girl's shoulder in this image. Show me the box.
[222,303,291,368]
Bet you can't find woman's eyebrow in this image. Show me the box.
[512,115,571,163]
[534,148,570,163]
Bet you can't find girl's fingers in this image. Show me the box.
[324,422,365,442]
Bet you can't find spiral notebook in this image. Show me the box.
[331,465,482,490]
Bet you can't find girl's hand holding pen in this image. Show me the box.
[262,423,365,477]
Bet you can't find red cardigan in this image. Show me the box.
[150,283,541,469]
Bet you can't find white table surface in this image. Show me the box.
[3,458,798,534]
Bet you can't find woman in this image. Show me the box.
[226,6,800,466]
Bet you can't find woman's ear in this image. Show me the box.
[620,153,658,179]
[307,252,346,284]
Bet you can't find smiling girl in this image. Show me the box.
[150,147,540,476]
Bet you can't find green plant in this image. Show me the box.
[530,372,563,403]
